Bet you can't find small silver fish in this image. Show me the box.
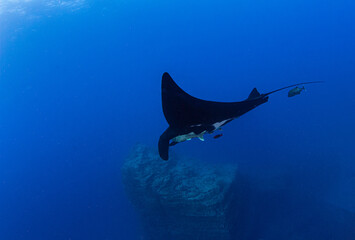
[170,131,206,146]
[288,86,305,97]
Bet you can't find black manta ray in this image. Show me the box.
[158,72,322,160]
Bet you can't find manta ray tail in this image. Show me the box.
[262,81,324,97]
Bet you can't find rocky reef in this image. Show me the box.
[122,144,248,240]
[122,145,355,240]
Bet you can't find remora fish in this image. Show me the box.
[213,134,223,139]
[288,86,305,97]
[158,72,323,160]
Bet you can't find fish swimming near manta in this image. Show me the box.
[288,86,305,97]
[158,72,323,160]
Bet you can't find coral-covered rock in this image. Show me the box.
[122,144,355,240]
[122,144,243,240]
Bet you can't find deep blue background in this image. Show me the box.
[0,0,354,239]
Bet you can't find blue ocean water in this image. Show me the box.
[0,0,354,239]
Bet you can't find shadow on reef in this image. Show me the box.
[122,145,355,240]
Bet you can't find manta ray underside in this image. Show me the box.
[158,72,322,160]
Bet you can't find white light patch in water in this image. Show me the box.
[0,0,87,15]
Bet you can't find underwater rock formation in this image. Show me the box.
[121,144,245,240]
[122,145,355,240]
